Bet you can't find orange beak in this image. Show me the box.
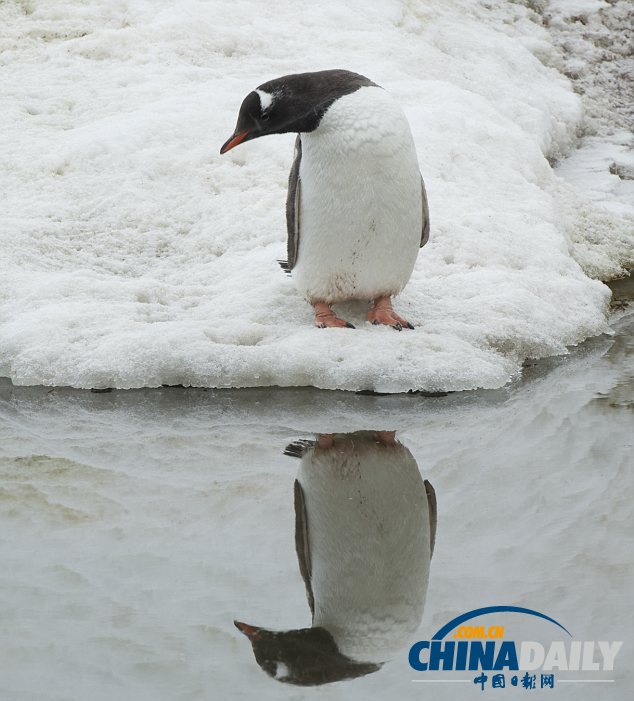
[220,130,250,155]
[234,620,263,640]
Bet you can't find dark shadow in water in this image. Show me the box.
[234,431,436,686]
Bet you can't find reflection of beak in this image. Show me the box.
[220,130,250,155]
[234,620,263,640]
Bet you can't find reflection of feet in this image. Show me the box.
[314,302,355,329]
[368,296,414,331]
[373,431,397,445]
[317,434,335,449]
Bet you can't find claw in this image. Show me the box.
[368,296,414,330]
[314,302,354,329]
[315,316,355,329]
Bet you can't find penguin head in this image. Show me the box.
[220,69,377,154]
[234,620,382,686]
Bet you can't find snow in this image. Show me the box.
[0,0,631,392]
[543,0,634,279]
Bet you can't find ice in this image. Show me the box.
[0,0,631,392]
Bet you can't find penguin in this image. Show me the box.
[235,431,437,686]
[220,69,430,330]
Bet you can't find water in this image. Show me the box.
[1,308,631,700]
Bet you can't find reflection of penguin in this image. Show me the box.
[236,431,436,686]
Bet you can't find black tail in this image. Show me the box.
[277,259,292,276]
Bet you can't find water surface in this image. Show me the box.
[0,312,632,700]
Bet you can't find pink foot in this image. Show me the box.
[368,297,414,331]
[314,302,355,329]
[373,431,397,445]
[317,434,335,449]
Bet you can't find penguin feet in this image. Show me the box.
[314,302,355,329]
[373,430,397,445]
[368,297,414,331]
[317,433,336,449]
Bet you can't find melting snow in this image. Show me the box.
[0,0,631,391]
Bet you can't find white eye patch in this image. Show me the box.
[255,89,275,112]
[273,662,290,679]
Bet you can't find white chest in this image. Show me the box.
[298,442,431,662]
[293,87,423,304]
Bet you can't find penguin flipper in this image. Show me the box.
[420,174,430,247]
[294,478,315,618]
[284,135,302,272]
[424,479,437,558]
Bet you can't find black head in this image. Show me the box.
[220,69,377,154]
[234,621,382,686]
